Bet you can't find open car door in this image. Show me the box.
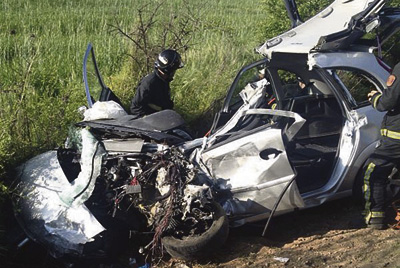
[83,43,123,108]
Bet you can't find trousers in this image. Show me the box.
[363,136,400,221]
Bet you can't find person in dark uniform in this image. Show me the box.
[362,62,400,229]
[130,49,184,118]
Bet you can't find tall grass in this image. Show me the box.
[0,0,266,176]
[0,0,136,175]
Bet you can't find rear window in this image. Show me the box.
[331,69,380,107]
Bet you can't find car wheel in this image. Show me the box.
[161,201,229,261]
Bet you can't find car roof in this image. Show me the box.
[257,0,385,58]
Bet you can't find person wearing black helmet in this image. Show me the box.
[361,62,400,229]
[130,49,184,118]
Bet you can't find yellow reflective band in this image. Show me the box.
[381,129,400,139]
[371,211,385,218]
[365,212,371,222]
[373,94,381,108]
[148,103,162,111]
[365,211,385,222]
[271,103,277,110]
[363,162,375,214]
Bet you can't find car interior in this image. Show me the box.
[210,55,347,194]
[278,71,345,194]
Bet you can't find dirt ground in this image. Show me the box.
[160,198,400,268]
[3,197,400,268]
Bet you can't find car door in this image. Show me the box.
[306,52,388,198]
[83,43,123,108]
[199,61,306,224]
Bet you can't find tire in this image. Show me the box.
[161,201,229,261]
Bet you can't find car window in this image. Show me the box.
[277,69,309,100]
[331,69,379,107]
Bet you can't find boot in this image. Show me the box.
[367,216,386,230]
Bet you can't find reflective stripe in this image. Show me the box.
[148,103,162,111]
[373,94,381,108]
[363,162,375,215]
[365,211,385,223]
[363,162,386,223]
[381,129,400,139]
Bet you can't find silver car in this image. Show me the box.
[195,0,400,225]
[12,0,400,263]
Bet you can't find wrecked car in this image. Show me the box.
[12,0,400,264]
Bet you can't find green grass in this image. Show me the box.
[3,0,400,179]
[0,0,267,176]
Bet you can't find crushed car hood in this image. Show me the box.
[257,0,385,58]
[76,109,187,145]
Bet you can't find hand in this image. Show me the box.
[368,90,378,102]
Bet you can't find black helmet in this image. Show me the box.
[154,49,184,75]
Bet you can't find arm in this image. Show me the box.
[369,72,400,112]
[130,82,150,116]
[369,88,399,112]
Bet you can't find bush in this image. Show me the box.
[259,0,333,40]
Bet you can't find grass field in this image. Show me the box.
[0,0,266,176]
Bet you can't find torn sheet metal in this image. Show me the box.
[242,109,305,141]
[14,130,106,257]
[206,76,304,148]
[58,128,105,206]
[209,109,304,147]
[201,127,304,220]
[207,79,268,146]
[182,185,213,219]
[333,111,367,173]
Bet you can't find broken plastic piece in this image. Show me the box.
[273,256,290,263]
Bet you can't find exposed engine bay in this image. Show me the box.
[85,145,214,245]
[14,125,226,263]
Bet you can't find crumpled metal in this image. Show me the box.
[14,129,106,257]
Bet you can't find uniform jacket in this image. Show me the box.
[130,71,174,118]
[370,63,400,137]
